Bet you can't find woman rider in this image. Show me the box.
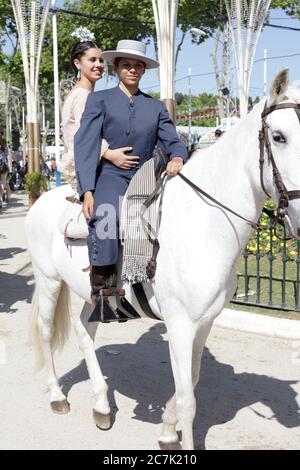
[74,40,188,322]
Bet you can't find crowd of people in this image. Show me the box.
[0,150,59,208]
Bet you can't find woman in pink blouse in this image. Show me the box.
[61,41,139,189]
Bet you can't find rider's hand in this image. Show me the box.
[83,191,94,220]
[166,157,184,177]
[103,147,140,170]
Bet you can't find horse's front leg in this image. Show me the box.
[158,312,197,450]
[159,394,179,449]
[73,302,111,429]
[159,319,213,449]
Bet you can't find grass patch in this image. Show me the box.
[231,255,300,320]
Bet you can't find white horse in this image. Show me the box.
[25,70,300,450]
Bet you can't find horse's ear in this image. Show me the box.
[270,69,289,102]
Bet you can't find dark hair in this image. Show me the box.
[71,41,100,77]
[114,57,146,69]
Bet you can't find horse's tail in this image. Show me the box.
[29,281,71,370]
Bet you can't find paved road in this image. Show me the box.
[0,191,300,450]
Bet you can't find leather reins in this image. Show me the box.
[143,101,300,278]
[177,101,300,239]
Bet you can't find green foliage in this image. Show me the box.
[176,92,218,127]
[0,0,299,122]
[270,0,300,15]
[147,90,219,126]
[246,200,298,260]
[0,0,229,95]
[24,172,48,199]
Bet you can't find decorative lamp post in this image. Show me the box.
[224,0,271,118]
[152,0,178,123]
[191,27,232,121]
[11,0,51,173]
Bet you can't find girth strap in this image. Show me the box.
[132,283,161,320]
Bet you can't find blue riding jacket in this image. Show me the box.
[74,86,188,199]
[74,85,188,266]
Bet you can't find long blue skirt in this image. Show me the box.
[87,165,133,266]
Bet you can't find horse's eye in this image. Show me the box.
[272,132,286,144]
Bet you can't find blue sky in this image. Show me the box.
[56,2,300,98]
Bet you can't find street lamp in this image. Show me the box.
[11,0,51,173]
[224,0,271,118]
[152,0,179,123]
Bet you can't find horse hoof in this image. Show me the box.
[93,409,111,430]
[158,440,181,451]
[50,399,70,414]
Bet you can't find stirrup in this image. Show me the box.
[88,288,130,323]
[91,298,120,323]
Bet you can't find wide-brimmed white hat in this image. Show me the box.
[101,40,159,69]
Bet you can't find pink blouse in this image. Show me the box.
[61,87,108,190]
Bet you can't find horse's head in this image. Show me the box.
[261,69,300,239]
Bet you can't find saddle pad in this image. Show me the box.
[58,198,89,239]
[120,158,157,283]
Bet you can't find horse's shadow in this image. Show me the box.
[0,195,25,213]
[0,269,33,313]
[0,247,26,261]
[59,323,300,449]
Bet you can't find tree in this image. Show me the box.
[0,0,227,85]
[270,0,300,14]
[0,0,299,128]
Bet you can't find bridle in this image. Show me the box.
[259,101,300,238]
[142,101,300,278]
[177,100,300,238]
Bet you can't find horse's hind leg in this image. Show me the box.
[73,302,111,429]
[31,272,70,414]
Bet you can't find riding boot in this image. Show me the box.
[89,265,119,323]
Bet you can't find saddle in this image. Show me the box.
[58,195,88,239]
[59,148,168,242]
